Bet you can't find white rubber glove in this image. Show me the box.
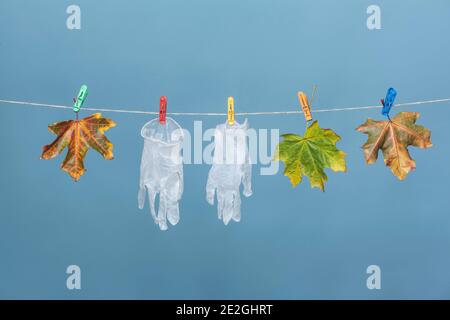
[138,118,184,231]
[206,119,252,225]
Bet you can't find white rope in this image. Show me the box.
[1,98,450,116]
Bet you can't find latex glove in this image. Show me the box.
[206,119,252,225]
[138,118,184,231]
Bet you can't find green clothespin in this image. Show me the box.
[73,85,88,113]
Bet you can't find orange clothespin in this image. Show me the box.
[159,96,167,124]
[227,96,235,125]
[297,85,317,122]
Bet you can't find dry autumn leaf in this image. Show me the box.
[274,121,347,191]
[356,112,432,180]
[41,113,116,181]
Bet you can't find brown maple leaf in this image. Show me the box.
[356,112,432,180]
[41,113,116,181]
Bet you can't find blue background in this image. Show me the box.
[1,0,450,299]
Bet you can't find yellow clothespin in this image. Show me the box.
[297,85,317,122]
[227,96,235,125]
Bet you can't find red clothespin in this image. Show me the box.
[159,96,167,124]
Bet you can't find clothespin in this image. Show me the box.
[381,87,397,118]
[73,85,88,113]
[297,85,317,122]
[159,96,167,124]
[227,96,235,125]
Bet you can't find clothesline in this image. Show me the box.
[1,98,450,116]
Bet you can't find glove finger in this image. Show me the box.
[163,173,181,226]
[232,191,242,222]
[206,173,216,205]
[138,185,146,209]
[177,169,184,199]
[166,172,182,201]
[222,191,235,226]
[243,184,253,198]
[206,185,216,206]
[158,193,168,231]
[166,200,180,226]
[146,186,158,224]
[217,190,224,220]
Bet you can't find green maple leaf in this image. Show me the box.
[274,121,346,191]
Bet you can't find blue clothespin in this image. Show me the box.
[381,87,397,119]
